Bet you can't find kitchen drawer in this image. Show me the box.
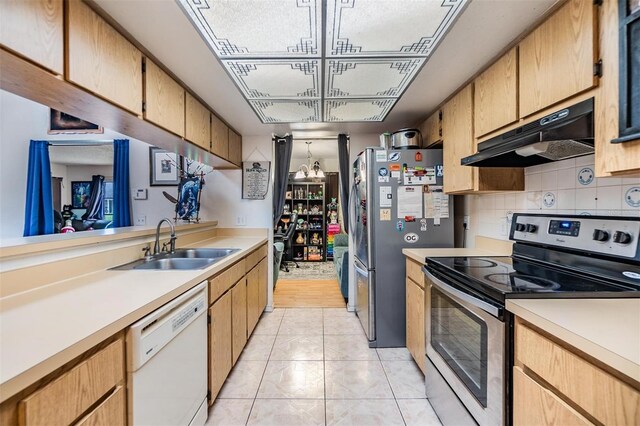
[406,259,424,289]
[515,320,640,425]
[245,244,267,273]
[209,259,245,305]
[75,385,125,426]
[18,338,124,425]
[513,366,592,426]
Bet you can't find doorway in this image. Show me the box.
[274,139,347,308]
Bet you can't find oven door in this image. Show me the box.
[424,269,505,426]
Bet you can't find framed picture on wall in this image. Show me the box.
[149,147,181,186]
[71,181,92,209]
[48,109,103,134]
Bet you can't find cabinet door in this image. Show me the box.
[209,291,232,402]
[0,0,63,75]
[67,0,142,115]
[421,111,442,147]
[406,278,425,374]
[211,113,229,159]
[144,59,185,136]
[519,0,596,117]
[231,277,247,365]
[258,257,268,313]
[246,265,260,337]
[186,93,210,150]
[513,367,592,426]
[474,48,518,137]
[228,129,243,166]
[442,84,475,193]
[75,386,126,426]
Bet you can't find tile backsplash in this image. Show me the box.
[463,155,640,244]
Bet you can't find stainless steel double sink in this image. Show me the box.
[112,248,239,270]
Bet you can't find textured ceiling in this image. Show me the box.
[177,0,467,123]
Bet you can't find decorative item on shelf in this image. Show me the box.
[296,232,305,244]
[307,246,322,261]
[281,217,290,231]
[297,203,304,214]
[286,190,292,200]
[303,208,308,214]
[310,232,320,245]
[61,219,75,234]
[283,204,290,214]
[310,204,320,214]
[276,225,283,233]
[297,218,304,229]
[302,220,309,230]
[294,142,325,179]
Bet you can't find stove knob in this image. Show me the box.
[613,231,632,245]
[592,229,610,242]
[515,223,526,232]
[525,224,538,233]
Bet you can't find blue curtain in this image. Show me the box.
[23,141,54,236]
[113,139,132,227]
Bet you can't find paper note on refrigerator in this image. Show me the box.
[397,186,422,219]
[423,185,450,219]
[403,166,436,185]
[380,186,392,207]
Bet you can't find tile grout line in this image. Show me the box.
[377,349,409,426]
[323,307,328,426]
[244,309,284,425]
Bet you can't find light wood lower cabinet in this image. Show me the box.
[513,367,592,426]
[75,385,126,426]
[258,257,268,314]
[209,290,232,403]
[231,277,247,365]
[406,276,425,374]
[514,318,640,425]
[67,0,142,115]
[16,337,125,426]
[246,263,261,336]
[0,0,64,75]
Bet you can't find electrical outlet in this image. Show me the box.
[136,216,146,226]
[236,216,247,226]
[463,215,470,230]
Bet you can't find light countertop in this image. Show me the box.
[0,235,267,402]
[403,247,512,264]
[507,298,640,383]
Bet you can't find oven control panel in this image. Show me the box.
[510,214,640,259]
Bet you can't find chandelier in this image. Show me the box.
[294,141,325,179]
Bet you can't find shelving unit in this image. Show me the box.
[277,182,326,262]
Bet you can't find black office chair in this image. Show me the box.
[275,212,299,272]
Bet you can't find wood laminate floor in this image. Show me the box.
[273,279,346,308]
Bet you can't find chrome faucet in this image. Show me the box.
[154,218,176,255]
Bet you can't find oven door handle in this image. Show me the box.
[423,267,501,318]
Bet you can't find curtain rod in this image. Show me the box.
[272,133,350,141]
[48,140,113,146]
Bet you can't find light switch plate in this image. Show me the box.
[134,189,148,200]
[236,216,247,226]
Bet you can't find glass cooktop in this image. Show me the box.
[425,256,640,302]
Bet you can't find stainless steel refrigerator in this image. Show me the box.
[352,148,454,348]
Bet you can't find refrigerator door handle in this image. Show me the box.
[354,263,368,276]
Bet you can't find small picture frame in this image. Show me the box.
[48,109,103,134]
[71,181,92,209]
[150,147,180,186]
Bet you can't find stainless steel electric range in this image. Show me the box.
[422,213,640,426]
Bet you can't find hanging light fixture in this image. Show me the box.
[294,141,325,179]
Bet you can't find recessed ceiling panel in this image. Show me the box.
[326,58,424,98]
[224,59,320,99]
[325,99,395,122]
[326,0,467,57]
[250,100,321,123]
[178,0,321,58]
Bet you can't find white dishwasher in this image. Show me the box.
[127,281,208,426]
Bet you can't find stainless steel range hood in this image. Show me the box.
[462,98,594,167]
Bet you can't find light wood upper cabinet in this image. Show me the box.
[67,0,142,115]
[231,277,247,365]
[144,59,185,137]
[420,111,442,147]
[186,93,210,150]
[519,0,597,118]
[209,291,232,403]
[211,113,229,159]
[474,48,518,137]
[0,0,63,75]
[228,129,243,166]
[442,84,475,193]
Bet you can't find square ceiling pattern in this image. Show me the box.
[178,0,467,123]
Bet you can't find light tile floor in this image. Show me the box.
[206,308,442,426]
